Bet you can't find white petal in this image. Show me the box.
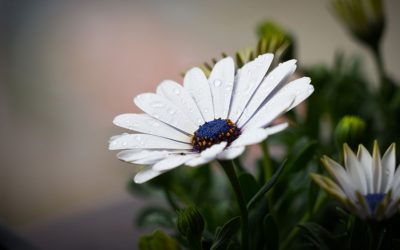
[134,93,197,134]
[264,122,289,134]
[240,91,294,130]
[344,144,367,194]
[201,142,227,159]
[236,60,296,125]
[230,128,269,147]
[217,146,245,160]
[113,114,191,142]
[208,57,235,119]
[156,80,204,126]
[381,144,396,193]
[285,77,314,110]
[372,142,382,193]
[117,149,159,162]
[184,67,214,121]
[185,156,212,167]
[153,154,197,171]
[109,134,192,150]
[390,165,400,194]
[134,167,162,184]
[323,156,357,202]
[357,145,374,193]
[229,54,274,121]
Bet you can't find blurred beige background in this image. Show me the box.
[0,0,399,248]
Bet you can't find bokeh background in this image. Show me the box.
[0,0,399,249]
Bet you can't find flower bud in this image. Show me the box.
[334,115,366,148]
[176,207,205,238]
[331,0,385,50]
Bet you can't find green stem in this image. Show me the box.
[220,160,249,250]
[164,188,180,211]
[281,213,310,250]
[260,141,275,215]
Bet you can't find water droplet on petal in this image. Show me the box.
[122,141,127,146]
[174,88,181,95]
[213,79,222,87]
[169,109,176,115]
[204,109,209,113]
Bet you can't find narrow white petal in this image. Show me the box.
[264,122,289,134]
[153,154,197,171]
[229,54,274,121]
[381,144,396,193]
[217,146,245,160]
[390,165,400,195]
[156,80,204,126]
[113,114,191,142]
[134,167,162,184]
[344,144,367,194]
[184,67,214,121]
[185,156,212,167]
[357,145,374,193]
[201,142,227,159]
[208,57,235,119]
[372,142,382,193]
[240,91,294,130]
[134,93,197,134]
[285,77,314,110]
[323,156,357,202]
[109,134,192,150]
[236,60,296,125]
[230,128,269,147]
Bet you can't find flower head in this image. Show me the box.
[109,53,314,183]
[311,142,400,221]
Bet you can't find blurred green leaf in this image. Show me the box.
[139,230,180,250]
[263,214,279,250]
[298,222,339,250]
[211,216,241,250]
[136,207,175,229]
[238,173,260,203]
[247,159,286,210]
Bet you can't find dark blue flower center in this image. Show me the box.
[365,193,385,212]
[191,118,241,152]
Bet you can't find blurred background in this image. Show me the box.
[0,0,399,249]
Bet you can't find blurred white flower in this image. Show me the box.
[312,142,400,221]
[109,53,313,183]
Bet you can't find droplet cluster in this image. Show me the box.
[191,118,241,152]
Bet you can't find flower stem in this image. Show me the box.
[219,160,249,250]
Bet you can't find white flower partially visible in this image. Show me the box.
[312,142,400,221]
[109,53,314,183]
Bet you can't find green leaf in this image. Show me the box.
[211,216,241,250]
[247,160,286,210]
[263,214,279,250]
[238,173,260,203]
[285,140,317,174]
[138,230,180,250]
[136,207,175,229]
[298,223,339,250]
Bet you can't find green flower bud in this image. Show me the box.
[331,0,385,50]
[176,207,205,238]
[334,115,366,148]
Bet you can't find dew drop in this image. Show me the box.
[174,88,181,95]
[122,141,127,146]
[169,109,176,115]
[213,79,222,87]
[204,109,209,113]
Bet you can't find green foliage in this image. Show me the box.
[139,230,180,250]
[131,3,400,249]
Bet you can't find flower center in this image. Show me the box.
[365,193,385,212]
[191,118,241,152]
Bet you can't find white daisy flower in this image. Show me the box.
[311,142,400,221]
[109,53,314,183]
